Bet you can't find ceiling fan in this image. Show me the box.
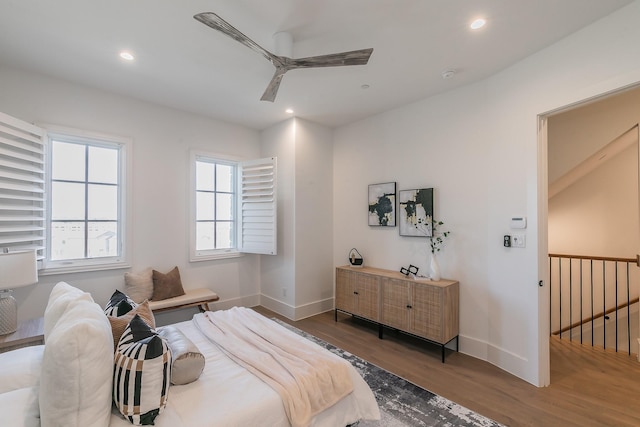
[194,12,374,102]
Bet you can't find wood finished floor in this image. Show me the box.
[253,307,640,427]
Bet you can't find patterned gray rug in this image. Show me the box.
[274,319,505,427]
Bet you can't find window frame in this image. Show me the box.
[190,150,242,261]
[40,125,131,275]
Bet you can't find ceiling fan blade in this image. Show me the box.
[289,48,373,69]
[260,68,287,102]
[194,12,373,102]
[194,12,279,66]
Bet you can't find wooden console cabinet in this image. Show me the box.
[335,265,459,362]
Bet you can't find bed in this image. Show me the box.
[0,282,380,427]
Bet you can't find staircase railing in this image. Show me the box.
[549,253,640,355]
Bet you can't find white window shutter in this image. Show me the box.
[0,112,46,261]
[239,157,277,255]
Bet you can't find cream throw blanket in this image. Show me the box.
[193,307,354,427]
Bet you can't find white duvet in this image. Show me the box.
[109,310,380,427]
[193,308,355,427]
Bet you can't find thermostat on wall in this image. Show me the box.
[510,217,527,229]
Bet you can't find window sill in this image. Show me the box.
[38,260,131,276]
[190,251,244,263]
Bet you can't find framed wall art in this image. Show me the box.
[399,188,433,236]
[368,182,396,226]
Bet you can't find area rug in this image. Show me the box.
[274,319,505,427]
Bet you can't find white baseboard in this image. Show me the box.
[291,298,334,320]
[259,294,296,319]
[208,294,261,311]
[459,334,531,384]
[259,294,334,321]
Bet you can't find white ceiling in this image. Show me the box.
[0,0,633,130]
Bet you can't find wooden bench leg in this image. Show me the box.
[198,302,210,312]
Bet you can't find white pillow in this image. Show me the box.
[124,268,154,304]
[43,282,93,340]
[40,299,114,427]
[0,345,44,394]
[0,386,40,427]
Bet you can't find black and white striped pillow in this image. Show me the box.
[113,314,171,425]
[105,289,138,316]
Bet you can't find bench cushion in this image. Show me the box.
[148,288,218,312]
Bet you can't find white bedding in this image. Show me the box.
[109,313,380,427]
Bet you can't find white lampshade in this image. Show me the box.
[0,250,38,335]
[0,250,38,290]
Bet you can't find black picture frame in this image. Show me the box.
[399,188,434,236]
[368,182,396,226]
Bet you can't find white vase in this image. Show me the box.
[429,254,441,281]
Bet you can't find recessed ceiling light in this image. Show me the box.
[119,51,135,61]
[441,69,456,79]
[470,18,486,30]
[285,108,294,114]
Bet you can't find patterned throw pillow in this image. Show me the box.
[113,314,171,426]
[105,290,138,316]
[107,300,156,350]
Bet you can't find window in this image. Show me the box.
[194,158,236,251]
[190,151,276,261]
[0,113,130,273]
[44,128,130,273]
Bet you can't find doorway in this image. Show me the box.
[539,84,640,385]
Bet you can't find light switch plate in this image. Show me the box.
[512,234,526,248]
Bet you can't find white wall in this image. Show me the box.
[548,87,640,182]
[260,119,297,316]
[293,118,334,317]
[0,65,263,325]
[549,144,638,258]
[333,1,640,386]
[260,118,334,319]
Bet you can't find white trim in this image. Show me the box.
[38,260,131,276]
[189,150,243,262]
[537,115,551,387]
[259,294,334,321]
[208,294,261,311]
[40,125,132,274]
[260,293,296,320]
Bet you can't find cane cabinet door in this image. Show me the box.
[380,277,409,330]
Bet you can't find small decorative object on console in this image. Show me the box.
[349,248,364,267]
[399,264,419,277]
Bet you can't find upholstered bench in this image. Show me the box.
[148,288,219,313]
